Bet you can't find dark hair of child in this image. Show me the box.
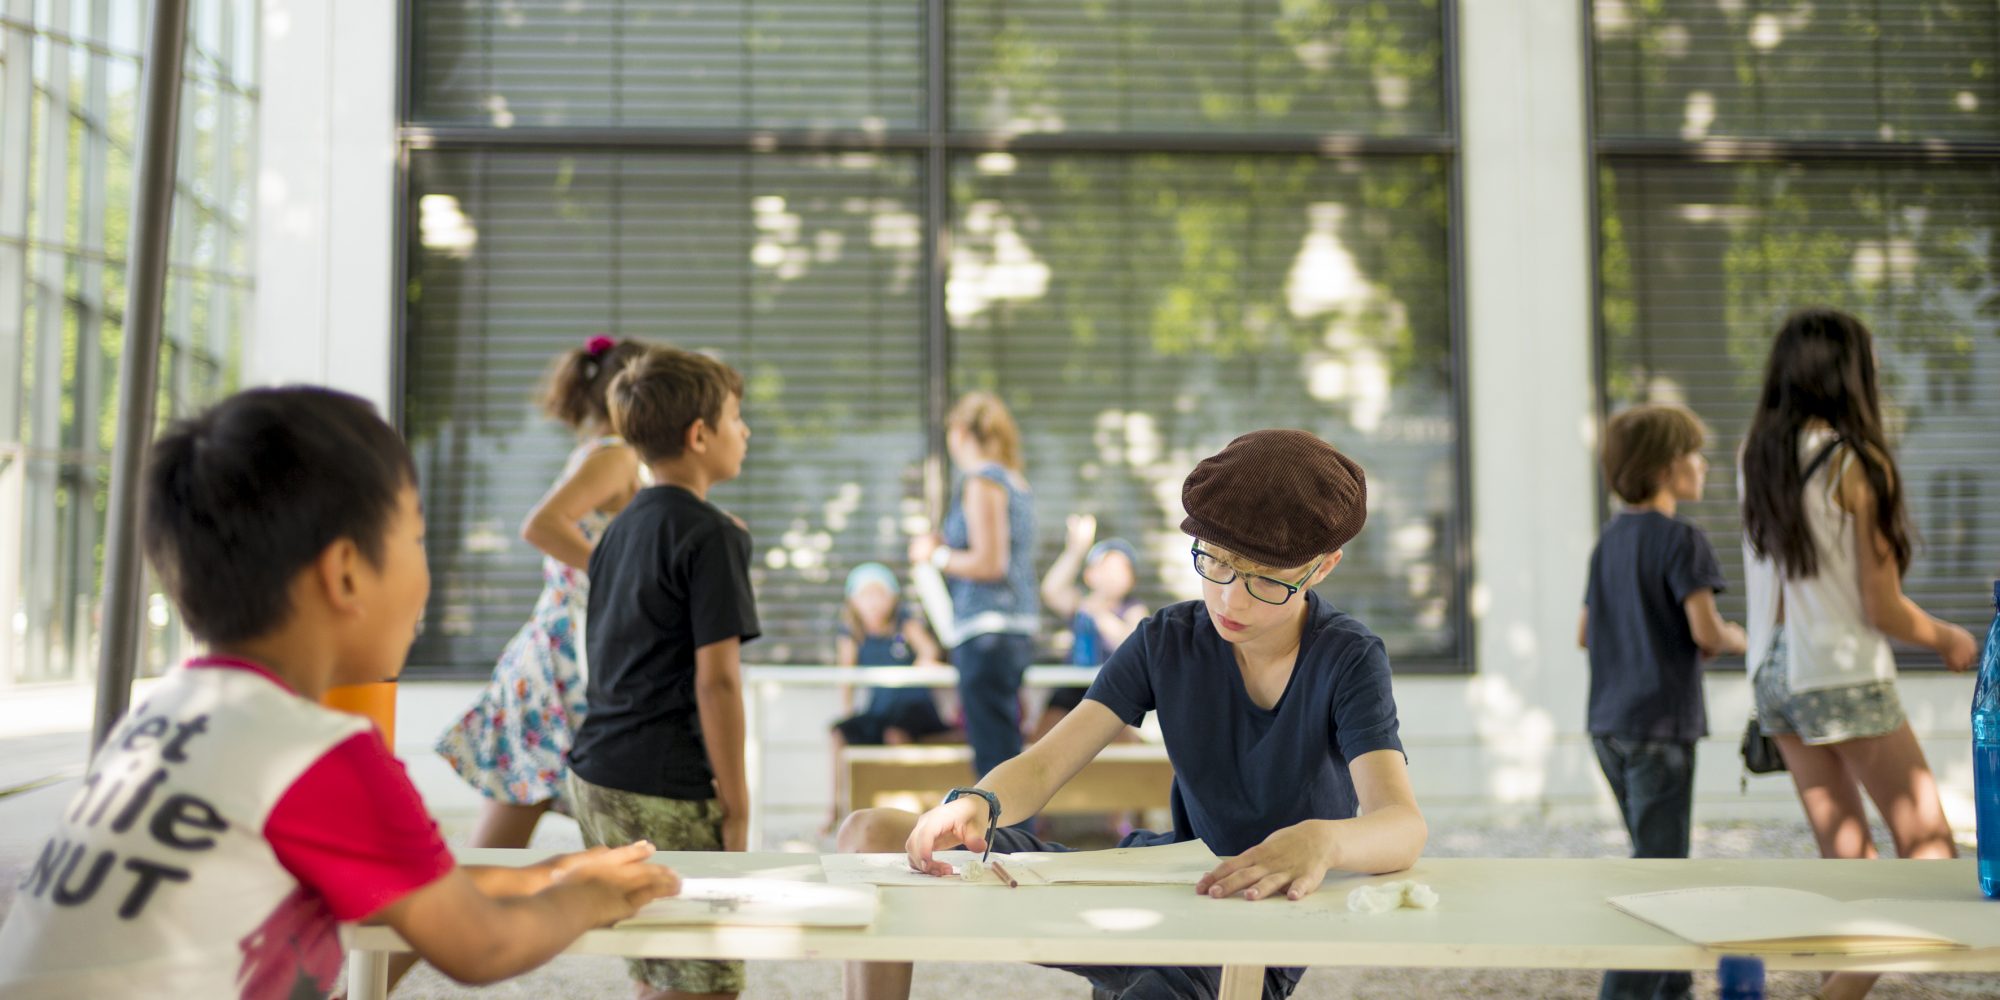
[1600,403,1706,505]
[540,335,652,431]
[1741,306,1912,579]
[141,386,415,644]
[606,347,745,462]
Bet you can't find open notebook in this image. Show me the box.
[1608,887,2000,955]
[618,879,880,928]
[820,839,1221,887]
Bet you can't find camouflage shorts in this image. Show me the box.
[1753,628,1905,746]
[567,773,745,994]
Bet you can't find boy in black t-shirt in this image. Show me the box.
[566,347,758,1000]
[1580,403,1746,1000]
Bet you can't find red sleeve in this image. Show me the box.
[265,731,455,921]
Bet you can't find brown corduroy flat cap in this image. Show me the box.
[1180,429,1368,568]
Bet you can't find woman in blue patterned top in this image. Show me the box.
[908,392,1038,781]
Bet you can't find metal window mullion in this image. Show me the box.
[25,0,77,681]
[66,0,111,681]
[921,0,949,523]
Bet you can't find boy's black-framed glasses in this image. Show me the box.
[1189,543,1324,606]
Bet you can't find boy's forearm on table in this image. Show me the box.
[1316,805,1427,876]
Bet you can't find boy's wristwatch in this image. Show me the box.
[929,545,953,571]
[943,787,1003,862]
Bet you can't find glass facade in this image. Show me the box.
[0,0,258,686]
[1592,0,2000,665]
[402,0,1466,673]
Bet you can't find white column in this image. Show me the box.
[252,0,398,409]
[1424,0,1600,813]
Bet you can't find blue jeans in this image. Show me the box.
[1592,736,1695,1000]
[954,632,1032,780]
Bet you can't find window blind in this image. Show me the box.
[414,0,924,130]
[1593,0,2000,142]
[950,152,1460,661]
[1598,160,2000,660]
[403,0,1464,671]
[951,0,1447,137]
[405,150,927,671]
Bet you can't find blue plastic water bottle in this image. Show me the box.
[1975,581,2000,899]
[1716,955,1764,999]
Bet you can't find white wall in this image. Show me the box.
[256,0,1981,834]
[251,0,398,408]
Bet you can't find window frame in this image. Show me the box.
[390,0,1476,675]
[1582,0,2000,673]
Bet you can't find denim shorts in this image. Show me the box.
[1752,627,1905,746]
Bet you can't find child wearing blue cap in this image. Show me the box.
[832,563,950,745]
[1035,514,1149,741]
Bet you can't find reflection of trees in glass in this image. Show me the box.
[416,0,923,130]
[950,153,1457,659]
[1593,0,1999,141]
[1599,159,2000,652]
[953,0,1444,136]
[405,151,928,668]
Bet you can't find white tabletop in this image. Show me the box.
[348,849,2000,974]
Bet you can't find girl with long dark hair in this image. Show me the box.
[1740,307,1976,1000]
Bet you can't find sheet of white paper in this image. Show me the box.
[1607,887,1964,953]
[620,878,879,927]
[820,840,1221,888]
[819,851,1021,887]
[1025,839,1220,885]
[1850,900,2000,950]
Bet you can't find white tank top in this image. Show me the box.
[1741,426,1898,692]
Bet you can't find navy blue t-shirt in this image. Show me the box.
[1583,510,1726,743]
[1082,592,1405,858]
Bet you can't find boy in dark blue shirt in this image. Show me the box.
[1579,403,1745,1000]
[836,429,1426,1000]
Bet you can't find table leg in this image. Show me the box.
[348,948,389,1000]
[1217,964,1262,1000]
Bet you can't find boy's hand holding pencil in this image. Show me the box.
[905,795,992,878]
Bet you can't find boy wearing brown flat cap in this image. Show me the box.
[836,429,1427,1000]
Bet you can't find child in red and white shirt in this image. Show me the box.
[0,387,678,999]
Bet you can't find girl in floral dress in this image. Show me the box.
[437,335,651,849]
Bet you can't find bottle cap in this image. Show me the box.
[1717,955,1764,993]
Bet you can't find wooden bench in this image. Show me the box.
[837,743,1174,817]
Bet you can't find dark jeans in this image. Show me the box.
[1592,736,1695,1000]
[955,631,1032,780]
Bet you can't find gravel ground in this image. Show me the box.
[379,814,2000,1000]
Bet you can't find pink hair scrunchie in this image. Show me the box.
[586,335,615,357]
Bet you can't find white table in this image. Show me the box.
[346,850,2000,1000]
[741,665,1101,848]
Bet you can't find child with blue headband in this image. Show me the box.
[828,563,950,826]
[1035,515,1149,742]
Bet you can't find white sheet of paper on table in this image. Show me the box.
[819,839,1221,887]
[618,878,880,927]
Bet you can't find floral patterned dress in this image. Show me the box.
[436,445,622,813]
